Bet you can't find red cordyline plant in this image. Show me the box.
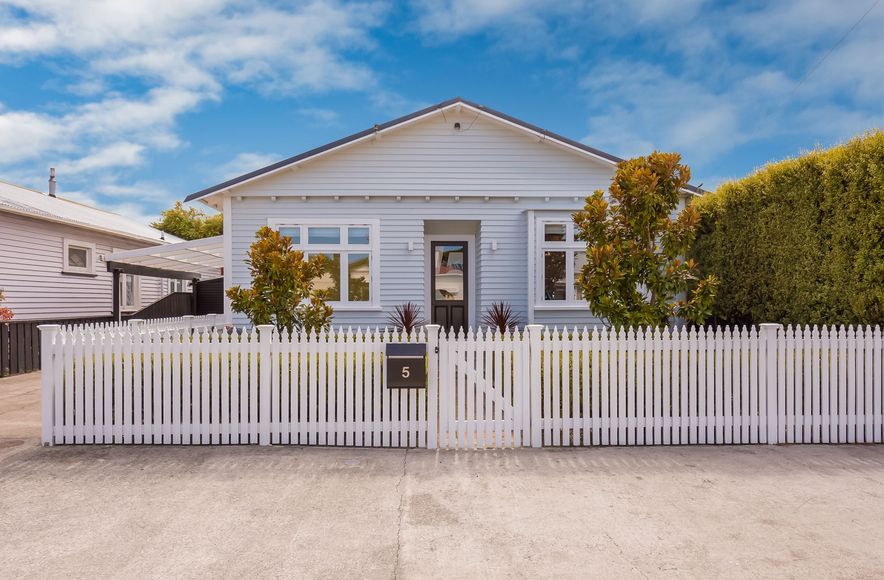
[386,302,427,334]
[481,301,523,332]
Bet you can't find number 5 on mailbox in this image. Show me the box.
[385,343,427,389]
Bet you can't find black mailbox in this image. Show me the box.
[386,343,427,389]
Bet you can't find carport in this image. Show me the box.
[105,235,224,321]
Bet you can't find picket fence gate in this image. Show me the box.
[39,323,883,448]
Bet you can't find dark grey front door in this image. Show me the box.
[431,241,467,330]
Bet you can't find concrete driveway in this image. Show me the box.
[2,372,884,579]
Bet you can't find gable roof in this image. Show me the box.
[186,97,704,202]
[0,179,178,244]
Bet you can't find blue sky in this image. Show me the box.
[0,0,881,222]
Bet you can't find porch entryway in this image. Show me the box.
[424,220,478,330]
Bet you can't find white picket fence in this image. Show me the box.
[60,314,221,333]
[38,323,883,448]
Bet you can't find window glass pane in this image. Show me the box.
[308,227,340,245]
[543,251,566,300]
[124,275,136,308]
[279,227,300,244]
[68,246,88,268]
[348,226,370,245]
[544,223,566,242]
[573,251,587,300]
[348,253,371,302]
[313,253,341,301]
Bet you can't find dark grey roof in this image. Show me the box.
[185,97,703,201]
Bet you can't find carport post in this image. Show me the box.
[527,324,544,448]
[112,268,121,322]
[761,323,783,444]
[257,325,274,446]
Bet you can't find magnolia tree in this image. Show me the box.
[572,152,718,327]
[226,227,333,333]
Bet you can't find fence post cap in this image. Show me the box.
[759,323,784,330]
[36,324,61,332]
[256,324,274,333]
[182,315,195,319]
[127,319,144,326]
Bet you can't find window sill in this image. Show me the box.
[329,304,383,312]
[61,270,98,277]
[533,303,590,311]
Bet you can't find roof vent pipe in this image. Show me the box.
[48,168,57,197]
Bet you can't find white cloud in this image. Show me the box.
[0,0,389,214]
[219,152,281,181]
[64,142,145,174]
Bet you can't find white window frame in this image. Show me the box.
[169,279,190,293]
[120,273,141,311]
[267,218,381,310]
[62,239,96,275]
[112,248,141,311]
[535,218,588,308]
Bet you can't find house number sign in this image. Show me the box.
[385,343,427,389]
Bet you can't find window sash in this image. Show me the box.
[536,220,586,305]
[272,221,377,306]
[62,239,95,274]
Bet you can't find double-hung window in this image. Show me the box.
[536,220,587,305]
[271,221,379,307]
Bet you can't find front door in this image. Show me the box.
[431,241,468,330]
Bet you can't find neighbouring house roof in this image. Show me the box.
[0,179,178,244]
[185,97,705,203]
[106,235,223,279]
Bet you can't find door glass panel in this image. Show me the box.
[543,251,566,300]
[434,244,465,301]
[348,253,370,302]
[308,227,340,245]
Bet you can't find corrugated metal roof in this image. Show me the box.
[106,235,223,278]
[0,179,179,244]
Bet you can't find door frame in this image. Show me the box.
[424,234,476,329]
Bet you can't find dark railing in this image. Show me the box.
[130,292,193,320]
[1,278,225,377]
[0,316,118,377]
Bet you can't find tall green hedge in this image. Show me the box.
[691,130,884,325]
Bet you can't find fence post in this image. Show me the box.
[527,324,543,448]
[426,324,441,450]
[760,323,782,444]
[257,324,274,446]
[182,315,195,332]
[38,324,60,446]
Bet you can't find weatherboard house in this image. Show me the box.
[184,98,701,328]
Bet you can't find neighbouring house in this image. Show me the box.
[0,175,184,321]
[184,97,702,328]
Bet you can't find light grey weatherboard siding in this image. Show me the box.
[0,211,168,320]
[230,197,604,328]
